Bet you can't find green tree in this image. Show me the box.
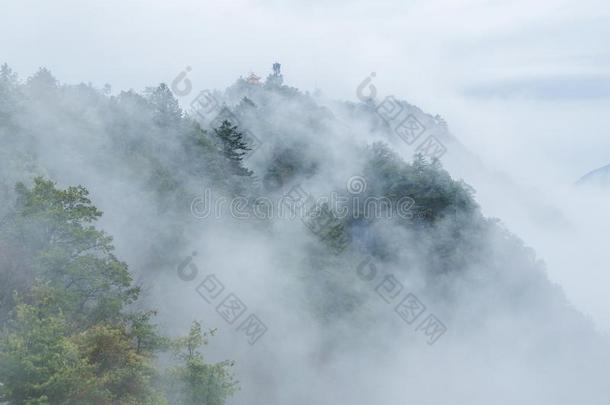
[0,63,22,131]
[0,178,138,326]
[214,120,253,177]
[0,179,166,403]
[0,178,237,404]
[165,321,238,405]
[146,83,182,127]
[0,283,167,404]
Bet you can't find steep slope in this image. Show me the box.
[0,64,609,405]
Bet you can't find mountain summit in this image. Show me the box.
[577,163,610,186]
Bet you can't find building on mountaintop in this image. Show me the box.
[246,72,261,85]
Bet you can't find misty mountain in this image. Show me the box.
[1,63,609,404]
[576,163,610,187]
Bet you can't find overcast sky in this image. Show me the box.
[3,0,610,330]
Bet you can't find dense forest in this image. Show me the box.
[0,63,608,404]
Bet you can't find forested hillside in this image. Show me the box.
[0,63,608,404]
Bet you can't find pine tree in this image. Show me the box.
[0,63,20,125]
[0,63,18,90]
[146,83,183,127]
[166,321,238,405]
[0,179,239,404]
[0,178,168,404]
[214,120,253,177]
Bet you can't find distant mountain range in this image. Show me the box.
[576,164,610,186]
